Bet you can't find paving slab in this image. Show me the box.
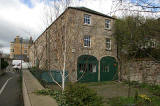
[23,70,58,106]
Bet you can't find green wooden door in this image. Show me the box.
[100,56,118,81]
[77,55,98,82]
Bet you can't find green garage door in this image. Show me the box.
[77,55,98,82]
[100,56,118,81]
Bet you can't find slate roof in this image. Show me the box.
[68,7,114,19]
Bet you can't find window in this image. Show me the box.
[84,14,91,24]
[79,64,96,73]
[105,19,111,29]
[139,39,157,49]
[88,64,96,72]
[150,40,156,48]
[102,65,109,72]
[79,64,87,72]
[106,38,111,50]
[10,43,14,47]
[24,44,28,48]
[24,50,27,54]
[84,36,91,47]
[10,49,14,52]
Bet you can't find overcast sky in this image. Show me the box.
[0,0,159,54]
[0,0,113,54]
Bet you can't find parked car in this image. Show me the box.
[12,60,23,70]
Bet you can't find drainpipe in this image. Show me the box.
[98,61,100,82]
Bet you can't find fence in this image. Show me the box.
[30,69,69,84]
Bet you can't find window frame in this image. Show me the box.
[10,49,14,52]
[83,35,91,48]
[24,50,27,54]
[106,38,111,50]
[24,44,28,48]
[150,39,156,48]
[84,14,91,25]
[105,19,111,29]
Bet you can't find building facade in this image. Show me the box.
[29,7,118,82]
[10,36,33,61]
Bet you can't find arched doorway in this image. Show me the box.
[100,56,118,81]
[77,55,98,82]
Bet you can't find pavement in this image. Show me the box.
[0,66,23,106]
[23,70,58,106]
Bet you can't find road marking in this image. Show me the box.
[0,77,13,95]
[9,71,15,74]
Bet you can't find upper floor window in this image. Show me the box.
[10,43,14,47]
[24,50,27,54]
[150,41,156,48]
[138,39,157,49]
[10,49,14,52]
[84,36,91,47]
[105,19,111,29]
[84,14,91,24]
[24,44,28,48]
[106,38,111,50]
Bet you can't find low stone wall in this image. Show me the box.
[23,70,58,106]
[122,60,160,85]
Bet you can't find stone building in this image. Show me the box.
[10,36,33,61]
[29,7,118,82]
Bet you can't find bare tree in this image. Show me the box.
[110,0,160,18]
[111,0,160,98]
[29,0,73,91]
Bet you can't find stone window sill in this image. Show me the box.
[104,28,112,31]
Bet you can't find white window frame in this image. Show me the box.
[24,50,27,54]
[84,35,91,47]
[10,43,14,47]
[150,39,156,48]
[84,14,91,25]
[105,19,111,29]
[24,44,28,48]
[10,49,14,52]
[106,38,111,50]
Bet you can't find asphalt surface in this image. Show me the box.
[0,68,23,106]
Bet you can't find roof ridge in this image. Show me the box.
[68,6,114,19]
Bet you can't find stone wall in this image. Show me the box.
[122,60,160,85]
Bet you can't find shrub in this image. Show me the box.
[137,94,152,105]
[64,83,103,106]
[108,95,160,106]
[1,59,9,69]
[36,84,103,106]
[108,97,135,106]
[35,89,68,106]
[35,89,55,95]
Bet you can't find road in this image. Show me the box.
[0,67,23,106]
